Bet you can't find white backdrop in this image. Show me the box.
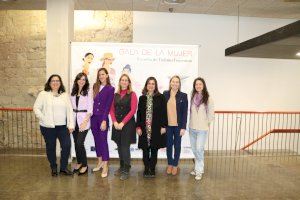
[70,42,199,158]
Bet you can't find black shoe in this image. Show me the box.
[78,166,88,176]
[149,169,156,178]
[73,167,81,174]
[60,169,74,176]
[120,164,130,180]
[143,168,150,178]
[51,169,58,177]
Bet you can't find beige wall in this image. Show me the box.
[0,10,133,108]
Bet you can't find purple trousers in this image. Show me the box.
[91,115,109,161]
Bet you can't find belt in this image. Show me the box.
[73,109,87,113]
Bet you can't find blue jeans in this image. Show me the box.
[40,125,71,171]
[166,126,181,166]
[189,129,207,174]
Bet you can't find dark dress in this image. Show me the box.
[137,93,168,149]
[111,93,136,145]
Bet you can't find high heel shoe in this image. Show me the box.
[92,162,104,172]
[78,166,88,176]
[101,164,109,178]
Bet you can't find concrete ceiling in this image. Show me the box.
[0,0,300,19]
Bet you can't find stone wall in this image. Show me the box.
[0,10,133,108]
[0,10,132,149]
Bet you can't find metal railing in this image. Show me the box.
[1,108,299,156]
[0,108,45,154]
[207,111,300,156]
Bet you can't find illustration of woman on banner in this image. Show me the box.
[100,52,116,87]
[81,52,94,76]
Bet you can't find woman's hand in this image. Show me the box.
[118,122,124,130]
[137,128,142,136]
[100,121,107,131]
[113,122,119,130]
[160,128,166,135]
[180,129,186,136]
[79,120,88,132]
[68,128,74,134]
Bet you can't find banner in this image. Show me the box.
[71,42,199,158]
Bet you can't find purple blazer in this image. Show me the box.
[93,85,115,125]
[70,91,93,130]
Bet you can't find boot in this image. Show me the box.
[120,163,130,180]
[114,160,124,176]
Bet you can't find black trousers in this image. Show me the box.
[72,129,88,167]
[116,140,131,166]
[142,147,158,171]
[40,125,71,171]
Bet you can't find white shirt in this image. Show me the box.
[52,96,68,125]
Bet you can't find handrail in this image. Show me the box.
[241,129,300,150]
[0,108,33,111]
[1,108,300,114]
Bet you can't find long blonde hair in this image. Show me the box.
[169,75,181,91]
[117,74,132,94]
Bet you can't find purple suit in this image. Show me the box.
[70,91,93,130]
[91,85,115,160]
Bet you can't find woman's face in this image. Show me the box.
[147,80,156,93]
[77,75,86,88]
[84,54,94,65]
[195,80,204,93]
[50,76,61,91]
[170,77,180,91]
[98,70,108,84]
[120,76,129,90]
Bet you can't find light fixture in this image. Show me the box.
[296,52,300,57]
[163,0,185,5]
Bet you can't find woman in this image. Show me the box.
[163,75,188,176]
[91,68,115,178]
[136,77,167,178]
[70,73,93,175]
[33,74,74,176]
[189,77,214,180]
[110,74,137,180]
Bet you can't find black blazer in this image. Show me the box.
[163,90,188,129]
[136,93,168,149]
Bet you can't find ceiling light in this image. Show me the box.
[296,52,300,57]
[163,0,185,5]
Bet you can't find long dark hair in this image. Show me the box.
[93,68,111,98]
[71,73,89,96]
[142,77,160,96]
[44,74,65,94]
[191,77,209,105]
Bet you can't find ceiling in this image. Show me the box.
[0,0,300,19]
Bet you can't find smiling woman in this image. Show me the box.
[33,74,75,177]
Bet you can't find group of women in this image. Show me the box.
[33,67,214,181]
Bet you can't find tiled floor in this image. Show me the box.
[0,154,299,200]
